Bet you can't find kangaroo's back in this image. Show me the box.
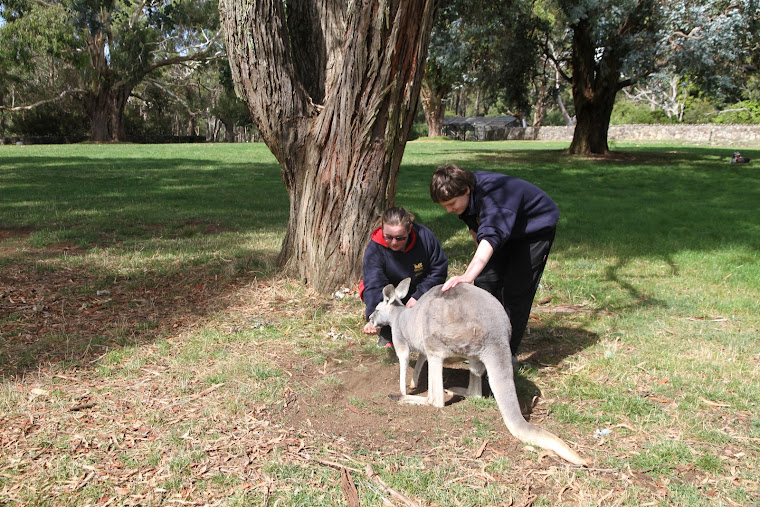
[401,284,511,358]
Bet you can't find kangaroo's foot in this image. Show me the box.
[446,386,482,398]
[396,394,429,405]
[390,391,457,406]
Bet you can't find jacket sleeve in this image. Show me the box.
[476,206,517,250]
[362,243,389,320]
[410,228,448,301]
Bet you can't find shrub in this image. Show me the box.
[611,101,673,125]
[710,100,760,124]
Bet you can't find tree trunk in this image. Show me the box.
[221,0,438,293]
[109,87,130,142]
[221,119,235,142]
[420,74,448,137]
[83,84,132,142]
[532,78,547,127]
[567,1,654,154]
[567,17,620,155]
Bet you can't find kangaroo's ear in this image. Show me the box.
[395,278,411,300]
[382,283,396,302]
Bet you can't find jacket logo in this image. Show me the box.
[414,262,424,276]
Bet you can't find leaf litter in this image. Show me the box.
[1,236,758,505]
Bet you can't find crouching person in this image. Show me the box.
[360,207,448,347]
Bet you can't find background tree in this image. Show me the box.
[549,0,759,154]
[421,3,468,137]
[209,60,253,142]
[0,0,222,142]
[421,0,546,136]
[220,0,438,293]
[554,0,662,155]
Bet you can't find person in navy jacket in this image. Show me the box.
[430,164,559,367]
[360,207,448,347]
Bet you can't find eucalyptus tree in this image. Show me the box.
[553,0,758,154]
[663,0,760,103]
[220,0,438,292]
[0,0,222,142]
[554,0,662,154]
[421,0,546,136]
[421,3,467,137]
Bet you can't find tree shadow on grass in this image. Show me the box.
[398,145,760,264]
[405,323,598,419]
[0,232,277,379]
[0,151,289,378]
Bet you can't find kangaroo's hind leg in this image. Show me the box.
[447,358,484,398]
[409,353,427,391]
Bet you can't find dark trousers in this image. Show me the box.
[474,228,555,355]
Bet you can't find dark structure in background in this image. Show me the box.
[443,116,522,141]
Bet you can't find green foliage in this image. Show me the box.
[610,101,674,125]
[6,100,89,137]
[427,0,545,116]
[711,100,760,124]
[681,95,718,123]
[663,0,758,101]
[0,0,221,140]
[0,2,74,65]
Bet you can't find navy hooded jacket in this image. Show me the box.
[459,171,559,250]
[361,223,448,320]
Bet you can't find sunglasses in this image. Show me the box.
[383,234,408,243]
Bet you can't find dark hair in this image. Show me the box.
[381,206,415,230]
[430,164,475,202]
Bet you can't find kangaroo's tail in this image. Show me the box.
[482,348,587,466]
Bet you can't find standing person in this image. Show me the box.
[360,207,448,347]
[429,164,559,368]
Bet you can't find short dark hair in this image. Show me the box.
[430,164,475,203]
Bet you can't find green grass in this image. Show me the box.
[1,140,759,505]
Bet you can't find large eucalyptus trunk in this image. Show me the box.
[220,0,438,293]
[566,2,655,155]
[82,84,132,142]
[567,17,618,155]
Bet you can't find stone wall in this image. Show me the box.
[519,124,760,145]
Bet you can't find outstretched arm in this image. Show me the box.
[442,240,494,291]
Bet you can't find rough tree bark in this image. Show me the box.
[568,18,620,155]
[220,0,439,293]
[566,2,655,155]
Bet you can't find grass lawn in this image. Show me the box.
[1,140,759,505]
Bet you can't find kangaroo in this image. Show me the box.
[369,278,587,466]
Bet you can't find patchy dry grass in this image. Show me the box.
[1,142,759,505]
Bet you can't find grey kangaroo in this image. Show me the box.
[369,278,587,466]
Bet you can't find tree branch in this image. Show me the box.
[143,79,201,116]
[545,41,572,84]
[144,30,225,75]
[0,89,85,111]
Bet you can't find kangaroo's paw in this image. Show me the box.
[397,394,430,405]
[446,387,481,398]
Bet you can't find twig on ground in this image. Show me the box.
[69,402,96,412]
[341,468,361,507]
[161,383,225,411]
[366,464,421,507]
